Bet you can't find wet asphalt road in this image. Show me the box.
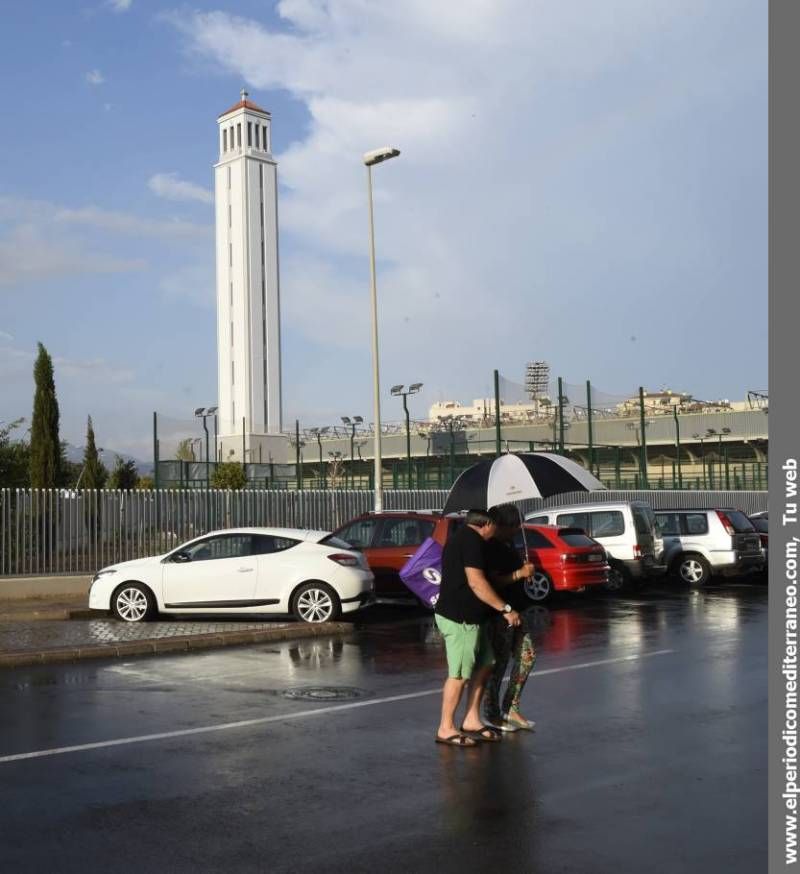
[0,581,766,873]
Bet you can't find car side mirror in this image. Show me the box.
[172,552,191,563]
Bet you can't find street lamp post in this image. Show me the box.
[364,145,400,512]
[722,426,731,488]
[308,427,329,488]
[692,433,707,488]
[341,416,363,488]
[391,382,423,488]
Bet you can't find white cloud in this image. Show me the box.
[0,196,211,288]
[167,1,766,405]
[0,225,144,287]
[159,262,215,308]
[107,0,132,11]
[0,196,211,240]
[85,69,105,85]
[148,172,214,205]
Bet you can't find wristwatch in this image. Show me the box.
[501,603,513,614]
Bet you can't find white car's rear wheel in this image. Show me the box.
[112,583,156,622]
[292,582,341,623]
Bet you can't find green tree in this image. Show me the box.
[0,418,30,487]
[137,475,155,490]
[81,416,108,489]
[211,462,247,490]
[108,456,139,489]
[175,438,197,461]
[29,343,61,487]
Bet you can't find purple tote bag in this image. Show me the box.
[399,537,443,608]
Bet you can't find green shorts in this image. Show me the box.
[435,614,495,679]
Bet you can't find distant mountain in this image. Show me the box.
[62,444,153,476]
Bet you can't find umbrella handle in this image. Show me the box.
[518,505,532,578]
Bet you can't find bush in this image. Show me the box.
[211,462,247,490]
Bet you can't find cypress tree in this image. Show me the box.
[29,343,61,488]
[82,416,108,489]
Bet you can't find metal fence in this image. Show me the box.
[0,488,768,578]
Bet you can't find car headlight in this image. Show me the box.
[91,569,118,584]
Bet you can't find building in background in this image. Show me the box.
[215,91,283,462]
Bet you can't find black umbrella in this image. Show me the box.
[442,452,605,515]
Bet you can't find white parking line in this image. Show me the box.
[0,649,674,764]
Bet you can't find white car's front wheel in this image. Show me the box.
[112,583,156,622]
[292,582,341,623]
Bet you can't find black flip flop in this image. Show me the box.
[460,724,502,743]
[435,733,477,747]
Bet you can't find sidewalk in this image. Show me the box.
[0,594,351,669]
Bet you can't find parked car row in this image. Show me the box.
[87,501,767,625]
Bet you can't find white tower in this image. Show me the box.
[215,90,282,452]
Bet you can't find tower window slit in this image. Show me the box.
[247,122,252,147]
[236,124,241,147]
[263,126,268,151]
[255,125,260,149]
[222,129,227,152]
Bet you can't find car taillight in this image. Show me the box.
[327,553,359,567]
[561,553,581,563]
[716,511,735,536]
[633,544,642,559]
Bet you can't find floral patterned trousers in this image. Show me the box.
[484,616,537,719]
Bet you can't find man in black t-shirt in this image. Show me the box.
[434,509,522,747]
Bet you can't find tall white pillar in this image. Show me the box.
[215,90,282,452]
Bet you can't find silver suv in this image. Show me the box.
[655,508,763,586]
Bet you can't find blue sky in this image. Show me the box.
[0,0,767,460]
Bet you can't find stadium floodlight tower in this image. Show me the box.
[525,360,550,417]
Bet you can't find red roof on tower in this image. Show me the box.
[218,96,270,119]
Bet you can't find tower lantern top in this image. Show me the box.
[218,90,271,120]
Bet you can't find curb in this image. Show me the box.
[0,621,353,669]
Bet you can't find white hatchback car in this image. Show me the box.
[89,528,374,624]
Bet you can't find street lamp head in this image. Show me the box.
[320,426,330,434]
[194,407,206,417]
[353,416,364,424]
[409,383,423,393]
[207,406,218,415]
[722,427,731,435]
[341,416,351,425]
[363,146,400,166]
[390,384,404,396]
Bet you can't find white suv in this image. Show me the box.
[525,500,665,591]
[655,509,763,586]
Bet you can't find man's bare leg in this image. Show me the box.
[461,665,494,732]
[437,677,470,739]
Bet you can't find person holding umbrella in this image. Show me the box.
[484,503,537,732]
[435,509,522,747]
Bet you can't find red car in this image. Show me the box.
[332,512,608,603]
